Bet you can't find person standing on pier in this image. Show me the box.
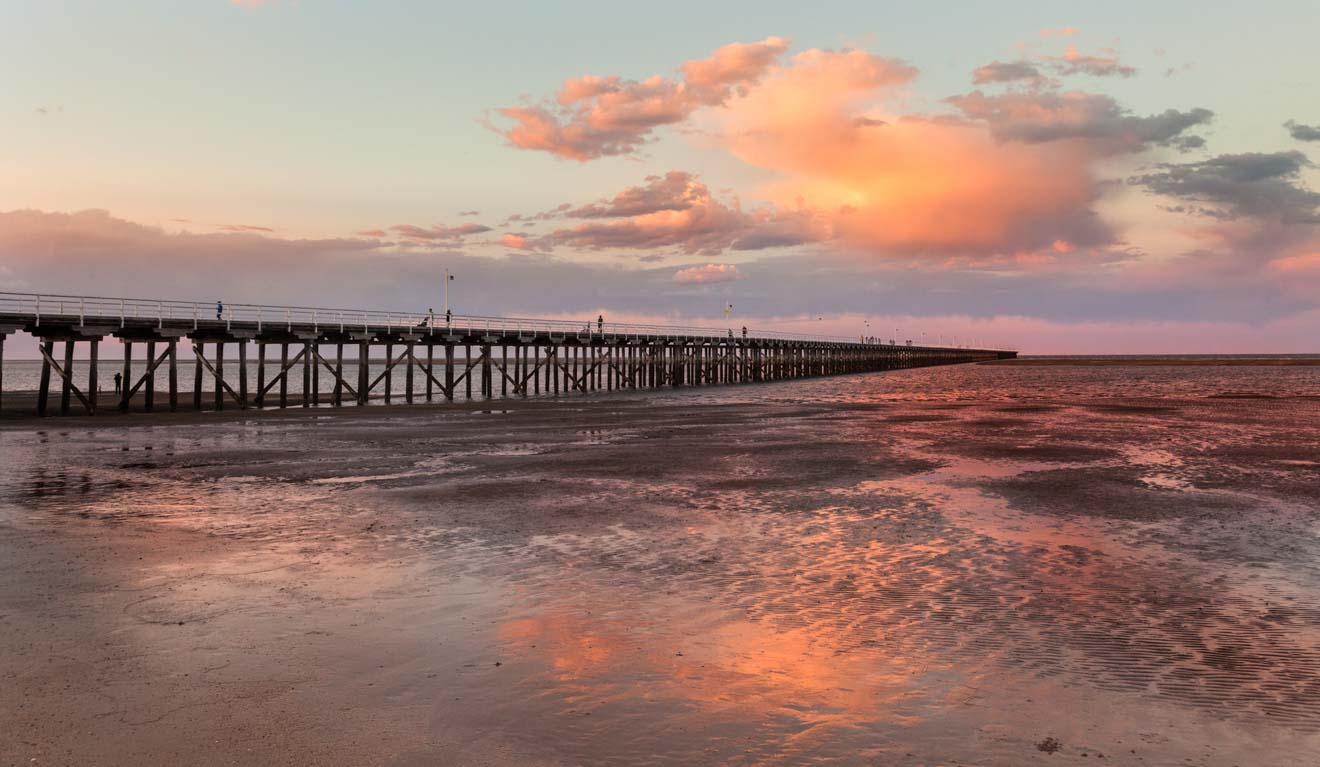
[216,299,224,320]
[597,315,604,334]
[445,308,451,328]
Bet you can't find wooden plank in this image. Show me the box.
[384,343,394,405]
[60,341,74,415]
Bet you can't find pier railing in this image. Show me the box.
[0,291,1003,350]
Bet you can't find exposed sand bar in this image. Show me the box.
[2,367,1319,765]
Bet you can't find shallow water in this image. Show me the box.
[2,364,1319,765]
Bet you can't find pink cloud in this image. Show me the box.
[492,37,793,161]
[673,263,741,284]
[1051,45,1137,78]
[512,172,827,256]
[218,223,274,233]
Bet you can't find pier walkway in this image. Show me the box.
[0,292,1015,417]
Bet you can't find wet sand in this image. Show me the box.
[2,367,1319,765]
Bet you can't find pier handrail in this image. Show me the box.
[0,291,1008,351]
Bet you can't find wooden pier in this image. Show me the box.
[0,292,1015,417]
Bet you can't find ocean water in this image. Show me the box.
[4,356,1320,403]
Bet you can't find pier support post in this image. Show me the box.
[357,340,369,406]
[214,343,224,412]
[144,341,155,412]
[256,343,266,407]
[302,340,312,408]
[280,343,289,408]
[239,341,248,409]
[124,341,136,412]
[168,340,178,412]
[334,343,344,407]
[193,344,202,410]
[60,340,74,416]
[384,343,393,405]
[444,344,454,402]
[405,342,415,404]
[87,338,99,414]
[37,340,53,416]
[464,344,472,400]
[426,345,434,402]
[482,344,492,398]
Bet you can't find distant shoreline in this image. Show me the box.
[987,357,1320,366]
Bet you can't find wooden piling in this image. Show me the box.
[256,343,266,407]
[87,338,99,414]
[334,343,344,406]
[239,340,248,409]
[36,340,53,416]
[357,340,369,405]
[384,343,394,405]
[405,342,415,404]
[302,341,312,408]
[310,341,319,407]
[444,344,455,402]
[60,340,74,416]
[214,342,225,412]
[193,343,202,410]
[144,341,155,412]
[168,340,178,412]
[425,345,434,402]
[280,343,289,408]
[464,344,472,400]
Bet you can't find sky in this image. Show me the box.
[3,1,1320,353]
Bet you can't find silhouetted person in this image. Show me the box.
[445,309,452,327]
[741,325,747,339]
[597,315,604,334]
[216,300,224,320]
[420,308,433,328]
[113,372,122,394]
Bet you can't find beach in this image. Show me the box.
[2,363,1319,765]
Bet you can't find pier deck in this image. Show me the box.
[0,292,1015,417]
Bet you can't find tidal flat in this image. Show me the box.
[2,364,1319,766]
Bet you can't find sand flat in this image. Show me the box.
[2,365,1319,766]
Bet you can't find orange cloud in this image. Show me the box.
[495,38,1211,264]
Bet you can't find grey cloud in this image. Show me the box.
[1130,151,1320,224]
[1285,120,1320,142]
[972,60,1045,84]
[949,91,1212,154]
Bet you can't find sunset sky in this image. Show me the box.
[3,1,1320,352]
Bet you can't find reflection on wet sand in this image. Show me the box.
[2,364,1319,765]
